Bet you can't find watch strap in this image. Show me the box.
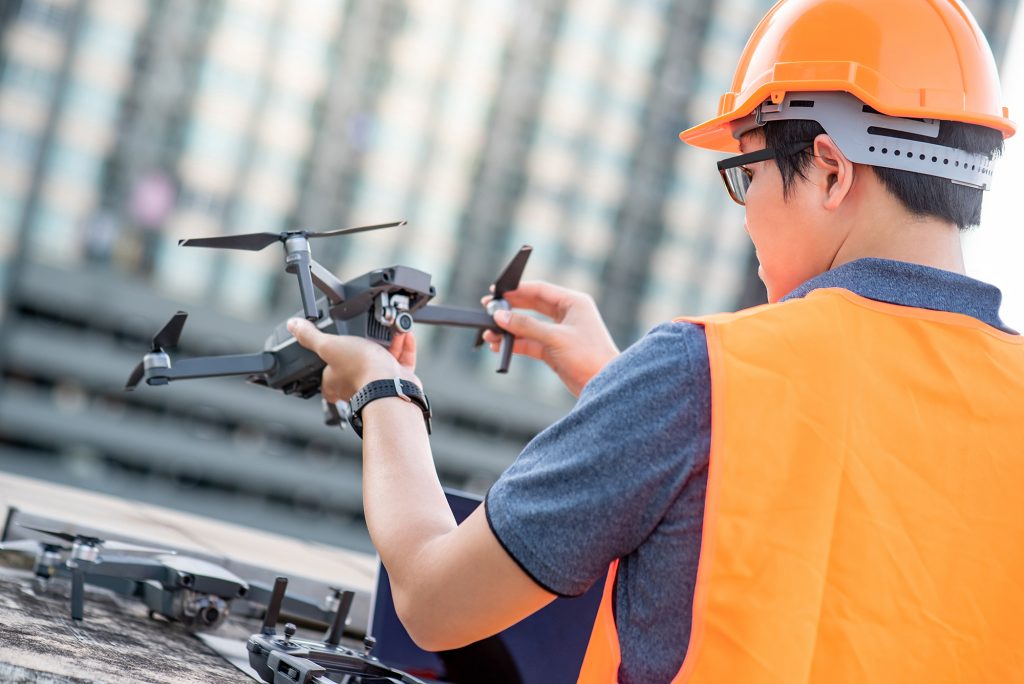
[348,378,431,438]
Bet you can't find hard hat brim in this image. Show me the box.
[680,68,1017,153]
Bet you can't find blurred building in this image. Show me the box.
[0,0,1018,550]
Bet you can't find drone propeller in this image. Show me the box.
[475,246,533,372]
[19,525,175,555]
[0,539,70,554]
[125,311,188,390]
[493,246,532,299]
[178,220,406,252]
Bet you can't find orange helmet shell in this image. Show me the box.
[680,0,1016,152]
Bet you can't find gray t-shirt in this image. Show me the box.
[486,258,1013,683]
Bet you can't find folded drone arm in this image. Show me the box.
[412,304,496,330]
[309,259,346,305]
[147,352,277,385]
[83,556,167,582]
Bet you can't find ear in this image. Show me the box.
[809,133,854,210]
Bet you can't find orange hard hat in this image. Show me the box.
[680,0,1016,152]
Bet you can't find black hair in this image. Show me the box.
[761,118,1004,229]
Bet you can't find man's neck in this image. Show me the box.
[830,203,966,275]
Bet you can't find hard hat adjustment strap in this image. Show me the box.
[738,92,994,190]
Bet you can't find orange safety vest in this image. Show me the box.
[578,288,1024,683]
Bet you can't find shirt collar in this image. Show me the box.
[781,258,1014,334]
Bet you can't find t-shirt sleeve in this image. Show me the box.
[485,320,712,597]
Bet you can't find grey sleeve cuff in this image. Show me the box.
[484,495,578,598]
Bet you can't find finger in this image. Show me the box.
[499,281,579,320]
[487,335,544,361]
[319,366,342,404]
[492,309,558,345]
[392,332,417,369]
[512,337,545,360]
[288,318,330,358]
[389,331,408,358]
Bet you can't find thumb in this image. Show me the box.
[493,310,557,345]
[287,318,328,356]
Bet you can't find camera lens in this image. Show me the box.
[395,312,414,333]
[201,606,220,625]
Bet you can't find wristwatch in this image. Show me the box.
[348,378,432,438]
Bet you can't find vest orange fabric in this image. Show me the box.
[578,288,1024,683]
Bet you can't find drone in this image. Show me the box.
[1,530,417,682]
[247,577,424,684]
[124,221,531,427]
[1,525,247,628]
[1,525,355,633]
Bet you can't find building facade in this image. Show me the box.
[0,0,1018,549]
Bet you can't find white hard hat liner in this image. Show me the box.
[729,92,994,190]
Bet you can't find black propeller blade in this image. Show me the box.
[125,311,188,390]
[178,232,281,251]
[493,246,533,298]
[475,246,532,373]
[305,220,407,239]
[19,525,173,554]
[124,363,146,392]
[153,311,188,350]
[0,539,70,553]
[178,220,406,251]
[21,525,103,546]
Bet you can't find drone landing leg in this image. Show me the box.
[70,563,85,621]
[498,333,514,373]
[284,237,320,320]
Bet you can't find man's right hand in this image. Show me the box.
[482,281,619,397]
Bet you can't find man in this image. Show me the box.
[288,0,1024,681]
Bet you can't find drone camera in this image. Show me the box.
[395,311,414,333]
[181,593,229,629]
[373,292,416,335]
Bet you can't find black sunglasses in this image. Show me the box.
[717,141,814,206]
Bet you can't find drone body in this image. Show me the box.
[254,263,438,400]
[125,221,532,428]
[4,525,248,628]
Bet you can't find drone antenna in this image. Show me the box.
[324,590,355,647]
[262,576,288,636]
